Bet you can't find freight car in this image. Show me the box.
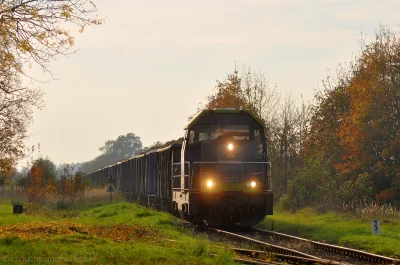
[85,108,273,226]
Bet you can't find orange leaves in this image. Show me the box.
[311,27,400,204]
[0,222,85,240]
[206,69,246,110]
[89,224,157,243]
[0,222,157,244]
[58,172,89,203]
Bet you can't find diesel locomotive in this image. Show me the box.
[85,108,273,226]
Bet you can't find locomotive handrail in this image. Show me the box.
[267,162,272,190]
[192,161,271,164]
[172,162,190,191]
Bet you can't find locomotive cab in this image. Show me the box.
[173,108,273,226]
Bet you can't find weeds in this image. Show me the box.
[341,201,400,218]
[0,201,235,264]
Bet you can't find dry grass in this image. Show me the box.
[0,186,27,202]
[0,187,122,211]
[77,188,123,204]
[341,201,400,218]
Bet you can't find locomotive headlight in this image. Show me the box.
[251,181,256,188]
[227,143,234,151]
[207,180,213,188]
[246,180,257,188]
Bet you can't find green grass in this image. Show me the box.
[0,200,234,264]
[0,203,50,225]
[258,207,400,257]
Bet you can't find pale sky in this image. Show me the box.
[20,0,400,167]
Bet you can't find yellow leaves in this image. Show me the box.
[0,0,102,76]
[68,36,74,47]
[89,224,157,243]
[61,5,73,19]
[0,222,157,244]
[56,29,67,36]
[19,39,32,53]
[91,18,103,25]
[37,32,46,42]
[31,7,39,18]
[3,52,15,62]
[0,222,83,240]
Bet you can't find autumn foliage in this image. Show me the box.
[300,27,400,208]
[204,28,400,210]
[27,164,55,202]
[26,158,88,206]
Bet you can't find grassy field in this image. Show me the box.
[258,207,400,257]
[2,196,399,263]
[0,200,234,264]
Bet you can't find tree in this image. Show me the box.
[27,157,57,202]
[302,27,400,206]
[0,0,101,175]
[204,63,280,126]
[270,94,308,196]
[335,28,400,203]
[0,0,102,75]
[57,164,88,203]
[99,133,143,159]
[0,63,43,171]
[206,67,245,110]
[79,133,144,173]
[240,64,280,129]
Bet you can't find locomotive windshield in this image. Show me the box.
[188,125,264,159]
[188,125,250,143]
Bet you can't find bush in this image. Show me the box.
[11,200,23,206]
[285,159,338,211]
[339,172,373,204]
[56,200,69,210]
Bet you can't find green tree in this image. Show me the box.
[79,133,144,173]
[99,133,143,159]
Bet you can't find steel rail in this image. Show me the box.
[207,227,337,264]
[252,227,400,264]
[232,247,351,265]
[233,257,283,265]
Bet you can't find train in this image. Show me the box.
[85,108,273,226]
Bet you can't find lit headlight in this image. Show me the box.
[207,180,213,188]
[227,143,233,151]
[246,181,257,188]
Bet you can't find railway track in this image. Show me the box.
[250,227,400,265]
[207,227,349,264]
[232,247,349,265]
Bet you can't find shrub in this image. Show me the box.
[56,200,69,210]
[11,200,23,206]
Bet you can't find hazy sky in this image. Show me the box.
[20,0,400,167]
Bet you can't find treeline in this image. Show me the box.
[296,28,400,208]
[78,134,166,173]
[11,158,89,207]
[78,133,144,173]
[202,27,400,209]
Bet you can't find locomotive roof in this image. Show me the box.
[184,109,265,129]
